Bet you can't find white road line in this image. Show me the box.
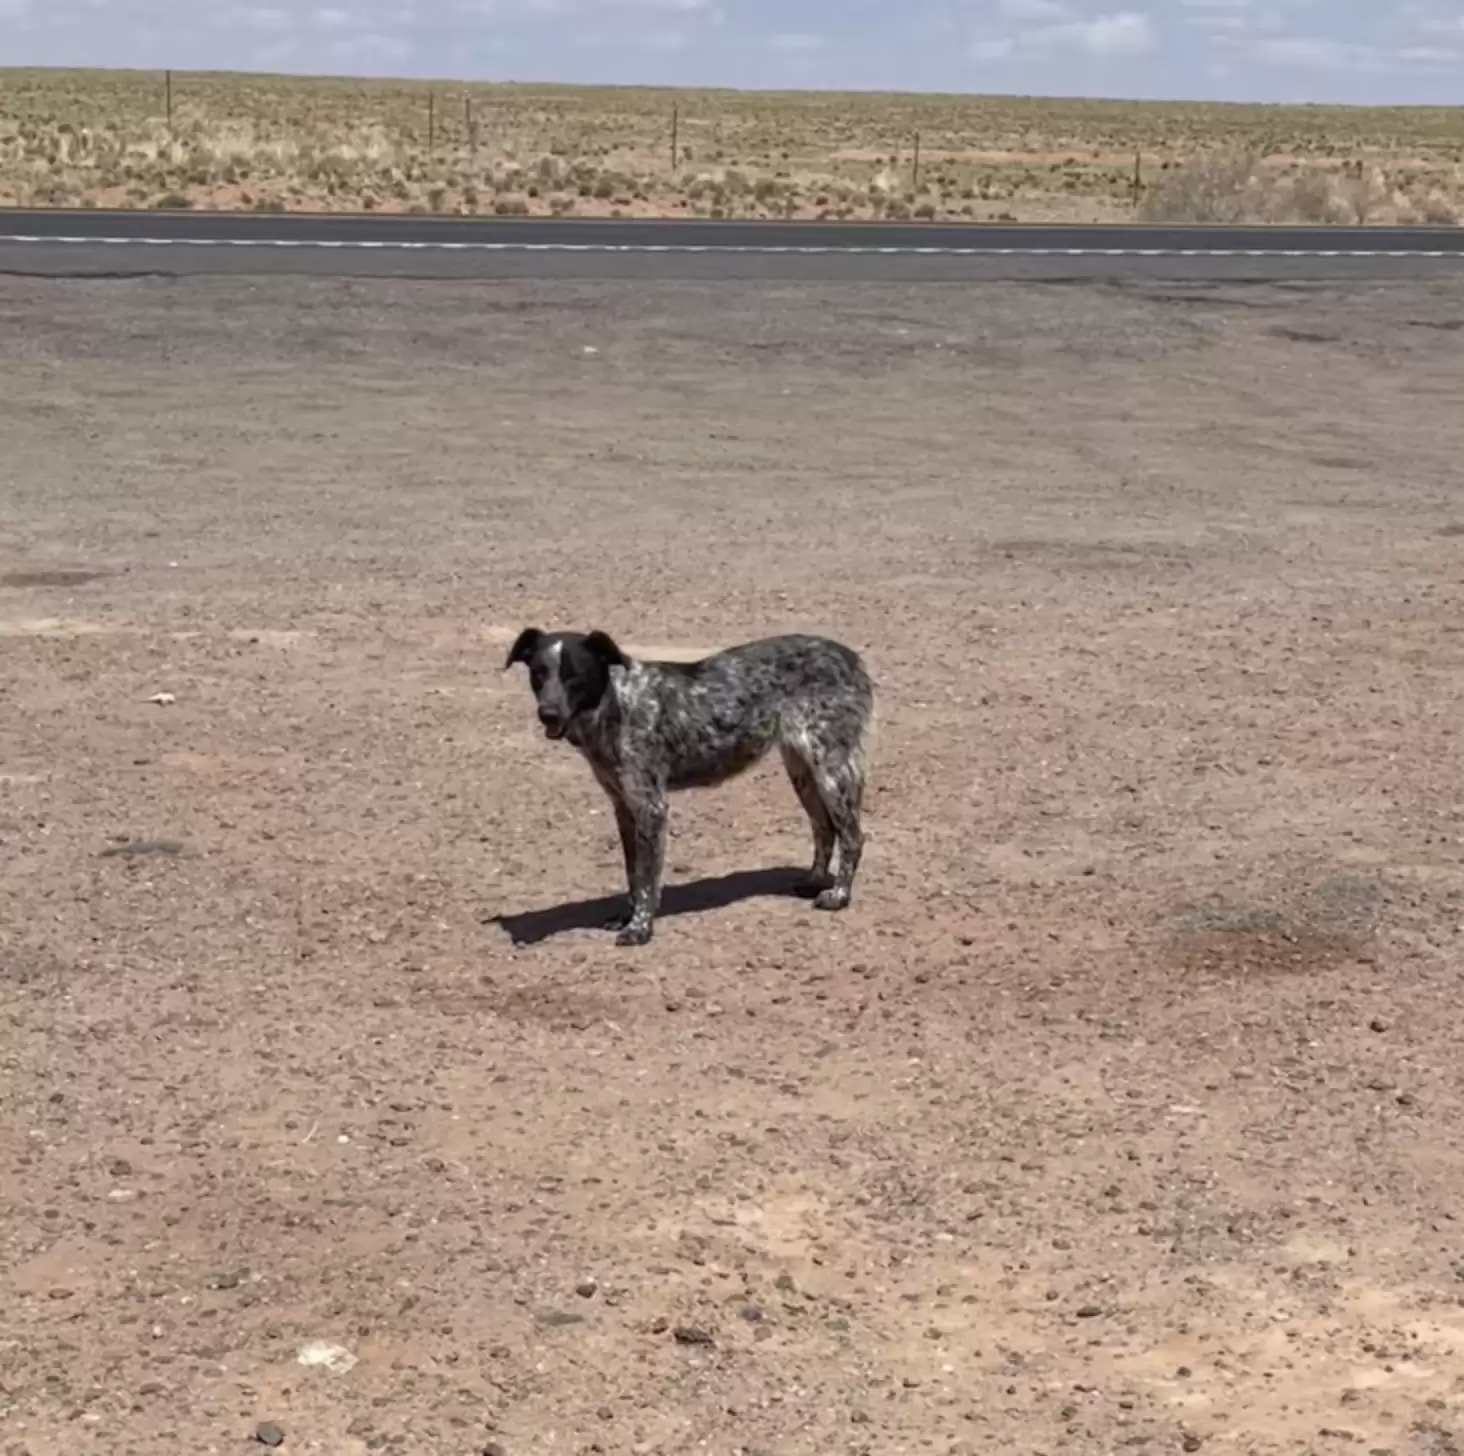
[0,233,1458,259]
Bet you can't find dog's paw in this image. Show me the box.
[614,921,654,947]
[794,875,831,900]
[602,907,633,932]
[813,887,851,912]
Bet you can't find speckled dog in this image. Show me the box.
[505,628,874,947]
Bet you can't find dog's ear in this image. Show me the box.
[584,630,628,668]
[504,627,543,671]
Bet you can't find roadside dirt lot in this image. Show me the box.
[4,271,1464,1456]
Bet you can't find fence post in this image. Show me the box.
[912,131,921,194]
[165,69,173,132]
[465,96,475,156]
[1132,150,1142,205]
[670,103,679,170]
[428,92,436,156]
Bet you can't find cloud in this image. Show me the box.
[347,30,413,55]
[1252,35,1375,67]
[1396,42,1463,59]
[1410,10,1464,34]
[226,4,292,28]
[1005,9,1158,56]
[1069,10,1156,53]
[995,0,1070,20]
[768,31,825,51]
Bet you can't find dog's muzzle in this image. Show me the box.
[538,709,567,740]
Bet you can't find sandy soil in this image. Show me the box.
[4,273,1464,1456]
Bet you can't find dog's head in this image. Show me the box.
[504,627,629,741]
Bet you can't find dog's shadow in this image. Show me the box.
[487,865,811,946]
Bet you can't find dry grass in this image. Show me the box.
[1,66,1462,224]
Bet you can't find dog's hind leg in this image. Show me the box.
[780,743,835,896]
[808,749,865,912]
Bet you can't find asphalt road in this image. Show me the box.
[2,208,1462,282]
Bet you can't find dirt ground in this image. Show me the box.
[4,271,1464,1456]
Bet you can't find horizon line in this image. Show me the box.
[1,62,1460,112]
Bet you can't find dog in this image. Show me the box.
[504,627,874,946]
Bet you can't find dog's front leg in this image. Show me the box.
[617,792,667,947]
[602,797,637,931]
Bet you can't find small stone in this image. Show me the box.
[850,1410,871,1425]
[1075,1304,1104,1319]
[536,1310,584,1329]
[1182,1438,1202,1452]
[481,1444,507,1456]
[254,1422,286,1447]
[740,1305,765,1323]
[575,1279,599,1299]
[208,1272,240,1290]
[1369,1018,1388,1033]
[673,1325,714,1345]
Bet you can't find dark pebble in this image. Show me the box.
[208,1272,240,1291]
[673,1326,714,1345]
[1075,1304,1104,1319]
[1182,1438,1202,1452]
[254,1422,286,1448]
[1369,1018,1388,1033]
[101,838,184,858]
[481,1444,507,1456]
[575,1280,598,1299]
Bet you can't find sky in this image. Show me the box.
[3,0,1463,106]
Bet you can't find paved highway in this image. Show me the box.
[1,208,1462,281]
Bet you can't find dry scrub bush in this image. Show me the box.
[1141,149,1461,226]
[1137,150,1269,223]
